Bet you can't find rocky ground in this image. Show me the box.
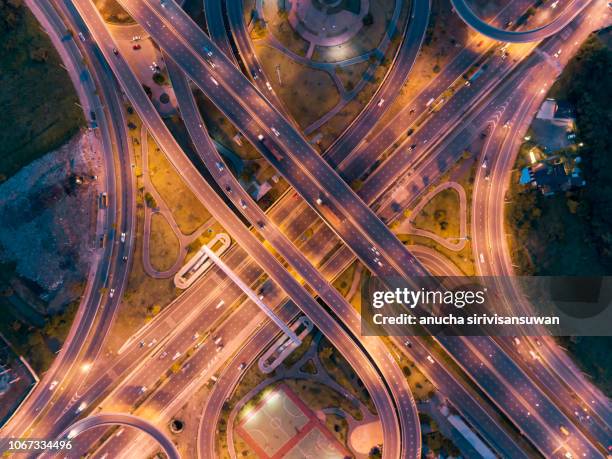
[0,130,102,315]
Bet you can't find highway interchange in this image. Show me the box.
[1,0,611,458]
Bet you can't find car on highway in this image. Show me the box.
[210,76,219,86]
[49,380,59,391]
[192,332,199,340]
[132,44,141,50]
[377,98,385,107]
[216,300,225,309]
[238,362,246,371]
[426,355,435,364]
[215,162,224,171]
[78,32,86,42]
[159,351,168,359]
[203,46,213,57]
[559,425,570,436]
[139,386,147,394]
[271,127,280,137]
[172,351,181,361]
[109,288,115,298]
[75,401,88,413]
[239,199,247,209]
[112,48,119,56]
[257,221,265,229]
[120,232,126,243]
[265,81,273,91]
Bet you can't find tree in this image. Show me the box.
[369,445,382,459]
[152,72,166,85]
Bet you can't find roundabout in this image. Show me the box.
[289,0,370,47]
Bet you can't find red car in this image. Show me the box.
[132,44,141,50]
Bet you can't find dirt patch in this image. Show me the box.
[0,132,99,313]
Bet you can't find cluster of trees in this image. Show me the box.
[511,33,612,275]
[1,0,83,180]
[563,34,612,264]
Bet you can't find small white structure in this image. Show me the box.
[174,233,231,289]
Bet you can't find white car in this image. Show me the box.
[257,134,264,141]
[172,351,181,361]
[265,81,273,91]
[120,232,126,243]
[426,355,435,364]
[210,76,219,86]
[76,401,88,413]
[109,288,115,298]
[139,386,147,394]
[271,127,280,137]
[49,380,59,391]
[215,162,224,171]
[377,98,385,107]
[216,300,225,309]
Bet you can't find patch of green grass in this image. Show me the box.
[325,413,350,449]
[92,0,134,24]
[0,3,84,181]
[333,261,357,297]
[147,133,212,235]
[149,213,180,272]
[299,358,317,375]
[318,337,376,416]
[412,188,461,239]
[116,205,179,345]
